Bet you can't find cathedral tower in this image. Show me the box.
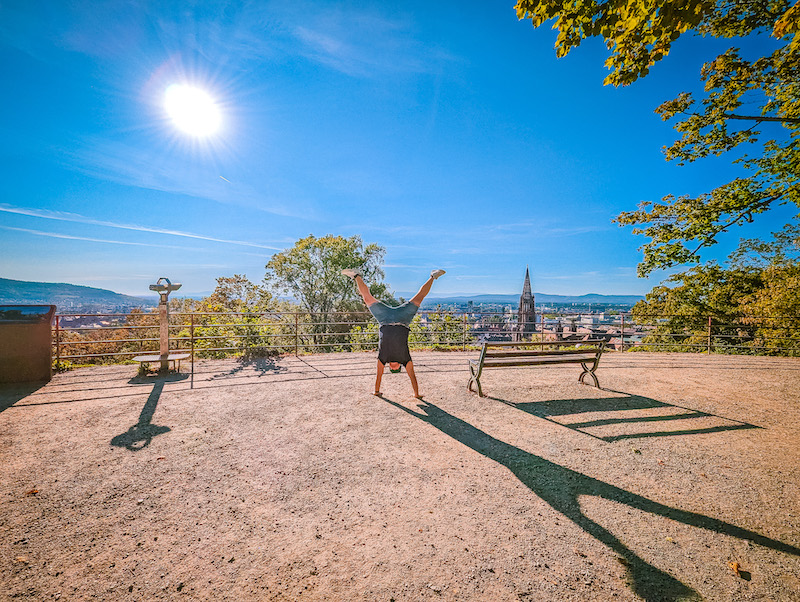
[517,266,536,340]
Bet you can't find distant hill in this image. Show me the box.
[0,278,643,311]
[418,292,644,306]
[0,278,156,309]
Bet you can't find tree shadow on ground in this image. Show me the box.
[209,355,289,380]
[383,398,800,602]
[0,382,46,414]
[499,391,759,442]
[111,373,188,451]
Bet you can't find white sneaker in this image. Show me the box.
[342,268,361,279]
[431,269,446,280]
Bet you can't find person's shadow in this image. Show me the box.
[383,399,800,602]
[111,374,187,451]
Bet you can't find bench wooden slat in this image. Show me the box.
[485,348,601,359]
[482,357,591,368]
[478,339,605,348]
[470,357,591,366]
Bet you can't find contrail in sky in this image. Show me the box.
[1,225,198,250]
[0,203,281,250]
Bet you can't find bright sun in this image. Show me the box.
[164,84,221,137]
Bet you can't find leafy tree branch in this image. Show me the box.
[516,0,799,276]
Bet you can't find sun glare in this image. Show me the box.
[164,84,221,137]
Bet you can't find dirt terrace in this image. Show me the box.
[1,351,799,601]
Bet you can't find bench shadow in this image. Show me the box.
[0,382,47,414]
[383,398,799,602]
[499,391,759,442]
[110,373,188,451]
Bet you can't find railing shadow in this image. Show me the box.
[110,373,188,451]
[0,382,47,414]
[193,353,465,386]
[383,398,799,601]
[496,390,759,442]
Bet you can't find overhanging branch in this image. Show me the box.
[687,195,780,258]
[724,113,800,125]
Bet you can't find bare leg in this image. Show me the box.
[374,360,384,395]
[405,361,421,398]
[410,277,435,307]
[355,275,378,306]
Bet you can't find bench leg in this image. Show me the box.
[467,364,484,397]
[578,362,600,388]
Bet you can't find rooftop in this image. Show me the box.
[2,351,799,600]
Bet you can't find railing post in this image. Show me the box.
[707,316,712,354]
[190,313,195,386]
[55,314,60,371]
[295,312,299,356]
[539,311,544,344]
[621,314,626,351]
[462,312,467,351]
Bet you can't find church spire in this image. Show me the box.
[516,266,535,341]
[522,265,532,296]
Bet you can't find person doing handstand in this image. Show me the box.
[342,268,446,398]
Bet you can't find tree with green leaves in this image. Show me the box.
[264,234,393,350]
[631,226,800,354]
[631,262,763,352]
[264,234,391,313]
[202,274,273,313]
[162,275,283,359]
[515,0,799,275]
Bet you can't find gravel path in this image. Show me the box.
[1,351,799,601]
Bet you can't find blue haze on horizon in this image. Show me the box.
[0,1,791,298]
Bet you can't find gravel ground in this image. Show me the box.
[1,351,799,601]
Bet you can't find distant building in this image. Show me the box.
[515,266,536,341]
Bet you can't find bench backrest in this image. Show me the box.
[481,339,605,351]
[478,339,605,361]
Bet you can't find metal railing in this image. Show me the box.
[51,310,800,368]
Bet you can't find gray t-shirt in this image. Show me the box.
[367,301,419,327]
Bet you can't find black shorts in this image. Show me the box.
[377,325,412,366]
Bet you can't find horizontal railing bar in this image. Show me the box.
[59,351,152,359]
[57,326,148,332]
[193,346,292,353]
[54,337,160,346]
[188,333,296,341]
[60,350,193,360]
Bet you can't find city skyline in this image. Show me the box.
[1,2,789,297]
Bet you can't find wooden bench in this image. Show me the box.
[468,340,606,397]
[133,353,191,373]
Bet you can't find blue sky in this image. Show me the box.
[0,1,790,298]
